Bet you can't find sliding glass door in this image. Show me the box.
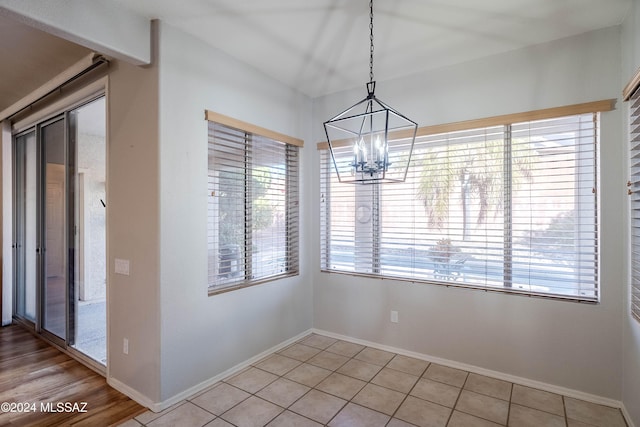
[12,96,106,367]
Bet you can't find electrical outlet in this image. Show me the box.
[390,310,399,323]
[123,338,129,355]
[115,258,130,276]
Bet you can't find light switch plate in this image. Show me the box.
[115,258,130,276]
[390,310,399,323]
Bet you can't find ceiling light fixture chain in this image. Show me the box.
[369,0,374,85]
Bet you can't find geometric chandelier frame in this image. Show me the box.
[323,0,417,184]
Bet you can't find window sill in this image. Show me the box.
[208,271,299,296]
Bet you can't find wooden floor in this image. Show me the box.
[0,324,145,426]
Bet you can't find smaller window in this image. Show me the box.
[207,113,301,294]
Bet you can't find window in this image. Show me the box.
[320,103,611,301]
[207,112,301,293]
[630,90,640,321]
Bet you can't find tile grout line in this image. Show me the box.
[226,363,297,426]
[356,346,408,424]
[385,359,431,426]
[505,382,513,427]
[251,347,315,426]
[449,372,514,426]
[301,339,406,426]
[299,335,356,426]
[323,343,381,426]
[446,369,470,426]
[271,336,343,425]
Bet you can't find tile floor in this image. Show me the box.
[119,333,628,427]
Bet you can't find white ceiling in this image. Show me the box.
[0,0,632,107]
[108,0,632,98]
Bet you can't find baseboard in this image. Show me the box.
[145,328,313,412]
[621,404,637,427]
[312,328,626,412]
[107,376,157,411]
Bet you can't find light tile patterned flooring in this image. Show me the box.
[120,333,627,427]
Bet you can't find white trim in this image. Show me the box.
[123,328,313,412]
[104,77,111,383]
[312,328,626,411]
[622,404,637,427]
[107,376,157,411]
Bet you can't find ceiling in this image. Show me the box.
[0,13,91,113]
[0,0,633,109]
[108,0,632,97]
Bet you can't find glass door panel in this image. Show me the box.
[70,97,107,364]
[41,118,67,341]
[14,130,37,322]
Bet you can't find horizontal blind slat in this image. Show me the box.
[631,91,640,322]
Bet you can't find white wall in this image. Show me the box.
[156,22,314,403]
[312,26,626,401]
[106,56,162,403]
[621,0,640,424]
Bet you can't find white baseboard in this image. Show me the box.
[622,404,637,427]
[121,328,313,413]
[312,328,628,413]
[107,376,157,411]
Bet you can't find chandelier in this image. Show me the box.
[323,0,417,184]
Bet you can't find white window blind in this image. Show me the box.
[321,113,599,301]
[208,121,299,292]
[630,90,640,321]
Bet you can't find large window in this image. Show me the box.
[207,112,301,293]
[320,104,609,301]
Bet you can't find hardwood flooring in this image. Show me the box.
[0,324,145,426]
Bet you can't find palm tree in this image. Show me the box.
[416,136,530,240]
